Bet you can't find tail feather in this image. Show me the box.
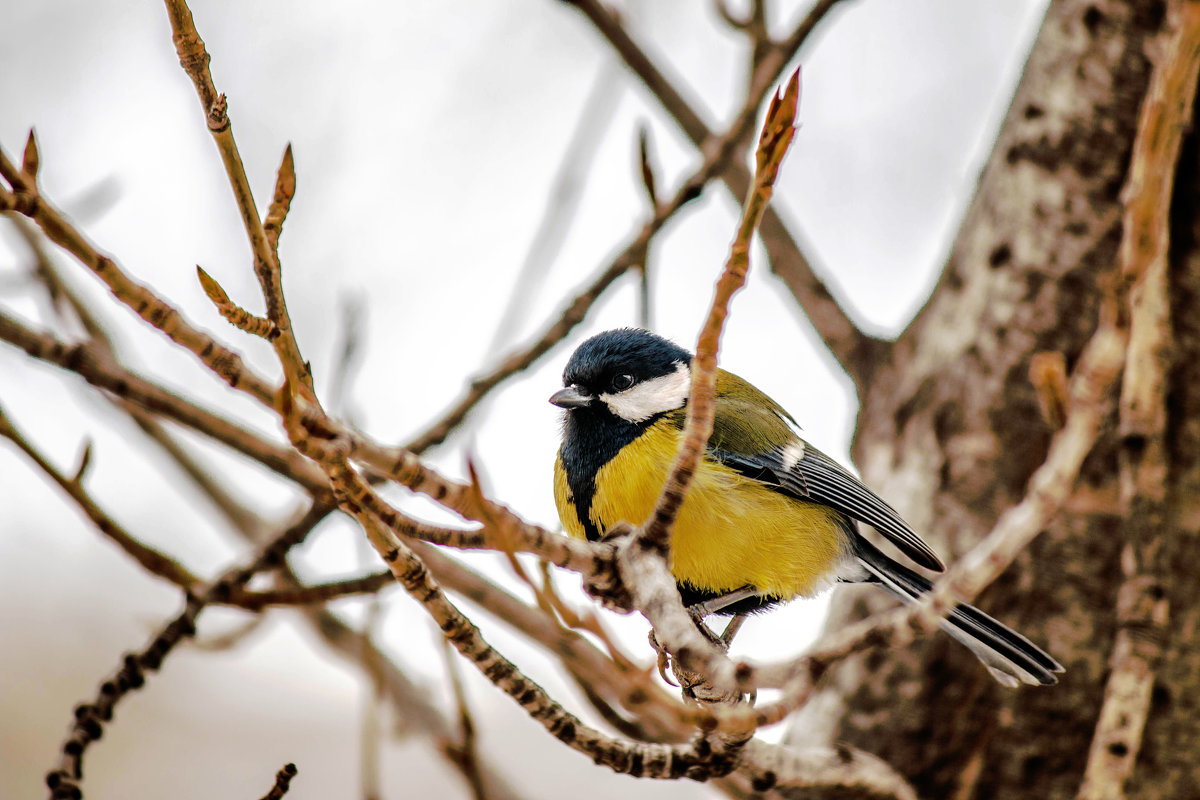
[853,538,1064,687]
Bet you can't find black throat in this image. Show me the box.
[559,406,661,542]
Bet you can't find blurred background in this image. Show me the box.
[0,1,1046,797]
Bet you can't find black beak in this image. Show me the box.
[549,385,593,409]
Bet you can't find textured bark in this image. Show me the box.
[805,0,1200,797]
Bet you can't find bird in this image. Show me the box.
[550,327,1064,687]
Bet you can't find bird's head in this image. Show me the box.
[550,328,692,423]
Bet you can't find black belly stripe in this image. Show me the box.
[559,407,662,542]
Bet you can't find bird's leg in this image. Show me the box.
[686,587,759,621]
[682,587,758,653]
[719,613,748,647]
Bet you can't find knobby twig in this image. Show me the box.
[1078,2,1200,796]
[162,0,312,399]
[346,506,737,781]
[197,266,279,341]
[644,69,800,552]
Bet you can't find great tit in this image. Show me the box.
[550,328,1063,687]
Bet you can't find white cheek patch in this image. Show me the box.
[600,361,690,423]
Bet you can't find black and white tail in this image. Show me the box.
[852,538,1064,687]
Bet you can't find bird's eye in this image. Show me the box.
[611,373,634,391]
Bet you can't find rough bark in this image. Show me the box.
[805,0,1199,797]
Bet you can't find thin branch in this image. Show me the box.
[0,311,327,492]
[412,542,690,742]
[162,0,312,398]
[644,70,800,552]
[197,266,279,341]
[438,631,488,800]
[10,228,271,536]
[0,401,200,589]
[1078,2,1199,796]
[263,145,296,261]
[404,7,808,455]
[403,141,705,455]
[224,571,394,611]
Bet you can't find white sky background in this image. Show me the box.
[0,1,1046,798]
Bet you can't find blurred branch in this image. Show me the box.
[1079,2,1199,795]
[438,632,488,800]
[0,401,200,590]
[489,65,623,356]
[713,0,772,79]
[562,0,887,382]
[44,505,322,800]
[328,293,366,420]
[225,571,393,611]
[360,601,384,800]
[258,763,298,800]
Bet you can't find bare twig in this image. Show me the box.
[644,70,800,552]
[263,145,296,261]
[404,7,811,454]
[9,231,271,536]
[341,507,738,782]
[225,571,393,611]
[600,72,801,710]
[162,0,312,398]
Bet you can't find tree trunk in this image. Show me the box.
[808,1,1200,797]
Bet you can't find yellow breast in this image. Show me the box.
[554,420,849,600]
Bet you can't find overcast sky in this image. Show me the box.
[0,2,1046,797]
